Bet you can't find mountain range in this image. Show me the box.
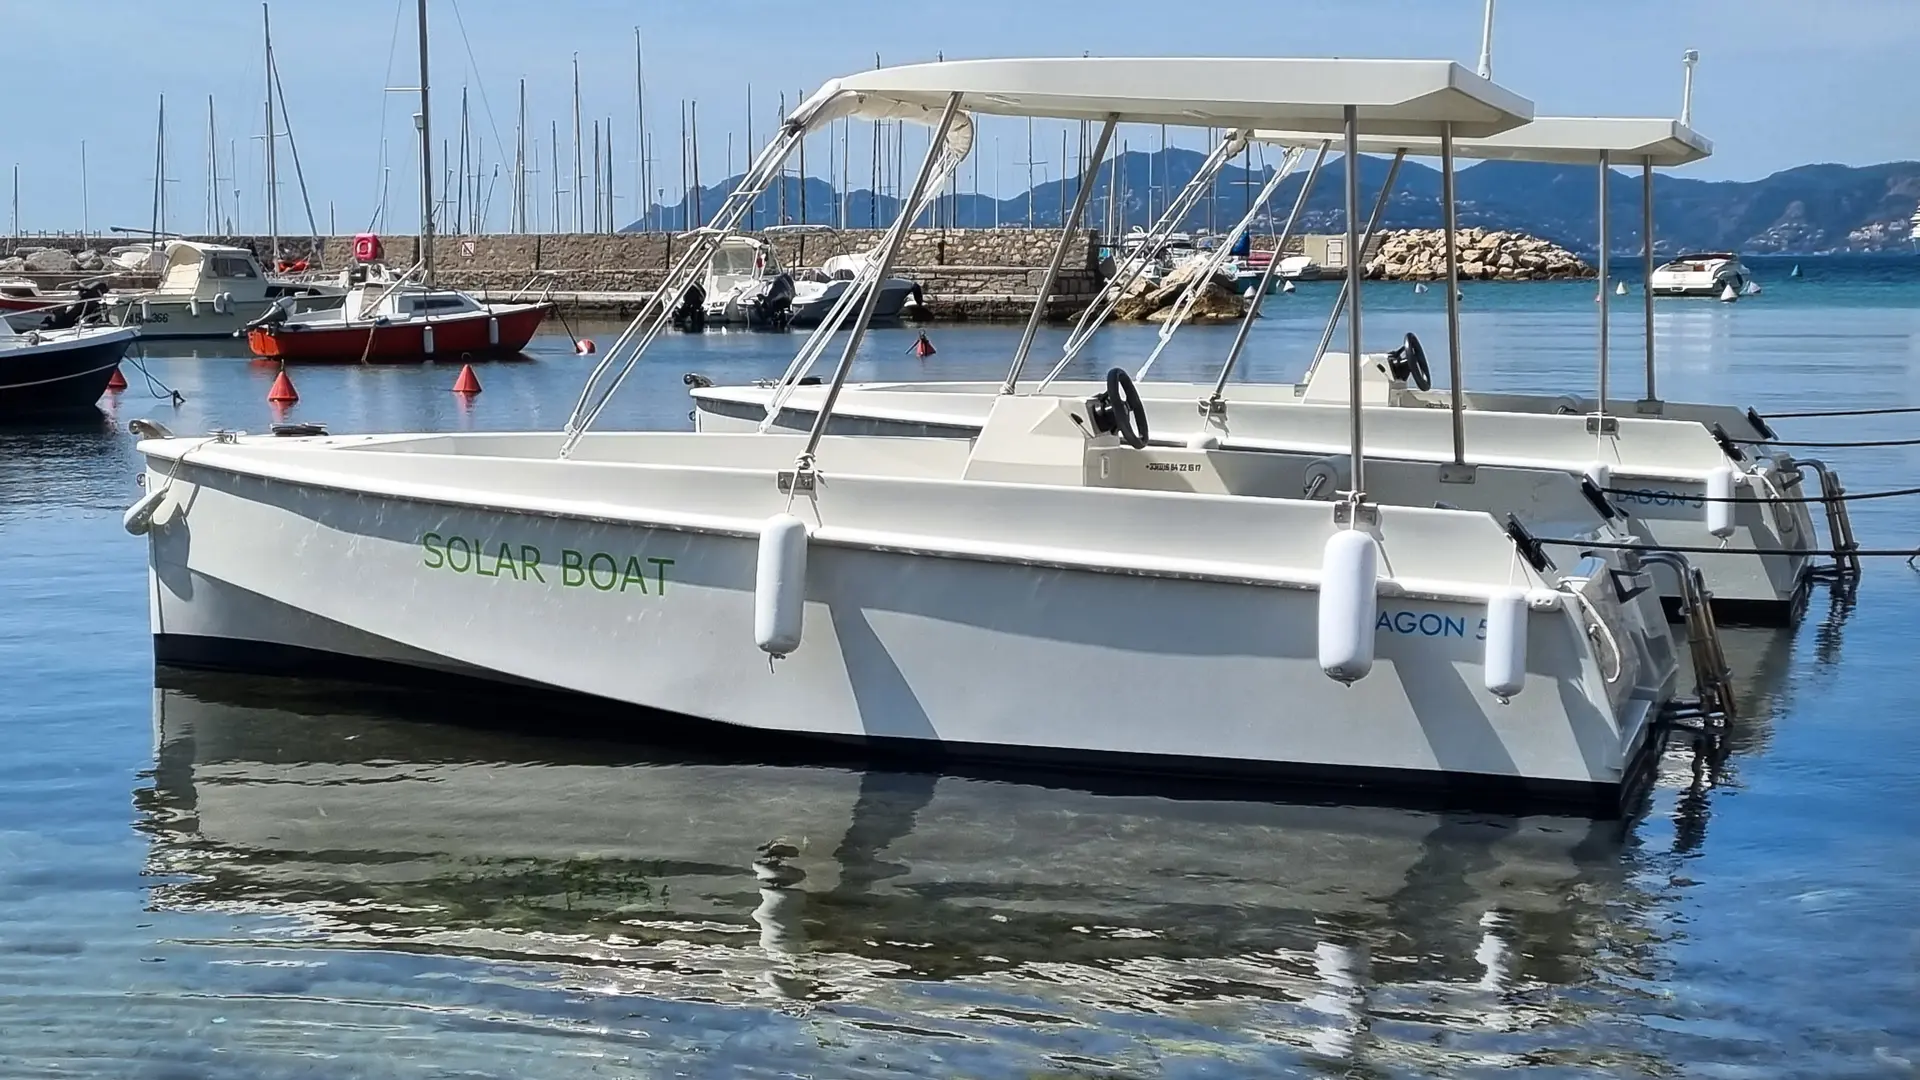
[628,149,1920,256]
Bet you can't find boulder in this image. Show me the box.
[74,249,104,271]
[0,256,23,273]
[23,248,78,273]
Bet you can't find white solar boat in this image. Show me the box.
[692,117,1838,626]
[131,53,1734,814]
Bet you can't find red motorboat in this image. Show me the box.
[245,236,551,363]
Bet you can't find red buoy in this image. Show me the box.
[267,368,299,403]
[912,332,936,358]
[575,338,597,355]
[106,367,128,392]
[452,363,482,394]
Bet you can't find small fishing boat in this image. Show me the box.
[245,259,550,363]
[1649,252,1751,297]
[0,306,140,417]
[101,241,342,339]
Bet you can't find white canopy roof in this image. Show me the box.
[1254,116,1710,166]
[793,58,1533,140]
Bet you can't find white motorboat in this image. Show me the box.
[1276,253,1322,279]
[691,236,797,330]
[693,117,1829,626]
[101,240,341,339]
[1648,252,1750,297]
[131,54,1731,815]
[790,251,921,329]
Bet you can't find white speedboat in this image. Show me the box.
[693,117,1828,626]
[131,54,1727,815]
[101,240,341,339]
[1648,252,1750,297]
[692,236,797,330]
[790,251,921,329]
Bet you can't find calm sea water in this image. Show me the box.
[2,255,1918,1077]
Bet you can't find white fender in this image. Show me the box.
[755,513,810,656]
[216,292,231,314]
[1318,529,1379,684]
[421,324,435,356]
[488,316,500,347]
[188,298,201,317]
[1706,466,1736,538]
[139,299,151,321]
[1483,587,1529,702]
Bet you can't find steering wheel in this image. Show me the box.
[1104,367,1150,449]
[1387,332,1432,391]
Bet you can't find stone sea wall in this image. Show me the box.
[5,229,1105,320]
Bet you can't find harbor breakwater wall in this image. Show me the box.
[11,230,1108,321]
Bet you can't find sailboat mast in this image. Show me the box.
[514,78,526,233]
[207,96,219,233]
[416,0,434,283]
[634,27,646,233]
[571,54,583,232]
[263,3,279,265]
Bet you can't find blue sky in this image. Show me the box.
[7,0,1915,235]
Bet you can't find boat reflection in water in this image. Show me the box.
[138,669,1779,1073]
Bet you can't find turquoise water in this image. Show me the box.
[1,256,1918,1076]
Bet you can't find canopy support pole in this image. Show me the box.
[797,93,962,470]
[1443,123,1466,469]
[1595,149,1611,432]
[1642,155,1657,403]
[1207,139,1328,411]
[1343,104,1366,502]
[1308,148,1405,385]
[1002,114,1116,396]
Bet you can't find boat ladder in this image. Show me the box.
[1791,458,1863,581]
[1643,551,1737,725]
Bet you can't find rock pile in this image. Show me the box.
[1365,229,1591,281]
[1109,258,1248,323]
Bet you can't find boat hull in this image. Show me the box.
[690,385,1817,626]
[247,303,551,362]
[136,433,1667,815]
[0,327,139,416]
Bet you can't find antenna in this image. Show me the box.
[1477,0,1495,79]
[1681,50,1700,126]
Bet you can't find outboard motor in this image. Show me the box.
[243,295,296,332]
[672,283,708,332]
[745,273,795,331]
[41,281,110,330]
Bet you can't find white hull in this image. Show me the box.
[103,296,265,339]
[691,379,1817,622]
[138,424,1676,813]
[789,278,918,328]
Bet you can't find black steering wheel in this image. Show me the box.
[1104,367,1150,449]
[1387,332,1432,391]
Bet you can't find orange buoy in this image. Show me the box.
[912,332,936,358]
[452,363,482,394]
[575,338,597,355]
[267,368,299,403]
[106,367,128,391]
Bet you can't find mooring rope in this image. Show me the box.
[1601,483,1920,506]
[1536,536,1919,564]
[124,351,184,404]
[1732,434,1920,448]
[1761,405,1920,419]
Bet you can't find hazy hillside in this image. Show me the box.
[632,150,1920,256]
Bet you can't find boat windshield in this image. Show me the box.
[208,256,260,279]
[711,246,763,276]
